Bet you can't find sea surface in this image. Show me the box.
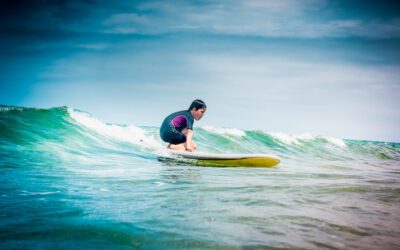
[0,105,399,249]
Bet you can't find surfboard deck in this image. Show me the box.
[164,150,280,168]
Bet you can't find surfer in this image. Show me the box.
[160,99,206,152]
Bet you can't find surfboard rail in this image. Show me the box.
[166,150,280,168]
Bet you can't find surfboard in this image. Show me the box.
[165,150,280,168]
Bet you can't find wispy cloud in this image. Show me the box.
[189,53,400,98]
[101,0,400,38]
[2,0,399,39]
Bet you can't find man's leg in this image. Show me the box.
[167,143,186,151]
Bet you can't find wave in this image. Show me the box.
[0,105,399,164]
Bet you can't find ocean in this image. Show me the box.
[0,105,399,249]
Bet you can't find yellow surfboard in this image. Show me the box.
[167,150,280,168]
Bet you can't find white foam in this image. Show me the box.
[201,126,245,137]
[0,106,23,112]
[67,108,162,149]
[269,132,313,145]
[321,136,347,148]
[268,131,347,148]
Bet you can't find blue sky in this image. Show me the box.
[1,0,400,142]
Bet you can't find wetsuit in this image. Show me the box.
[160,110,194,144]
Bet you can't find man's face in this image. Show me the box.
[192,108,206,121]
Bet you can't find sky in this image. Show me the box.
[1,0,400,142]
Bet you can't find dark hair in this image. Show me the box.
[188,99,207,111]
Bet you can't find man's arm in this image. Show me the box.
[185,129,194,152]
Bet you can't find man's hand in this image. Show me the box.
[185,145,195,152]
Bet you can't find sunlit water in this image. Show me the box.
[1,106,399,249]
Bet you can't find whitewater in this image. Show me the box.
[0,105,399,249]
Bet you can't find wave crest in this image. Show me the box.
[200,126,245,137]
[67,108,162,149]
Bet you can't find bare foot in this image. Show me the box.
[167,143,186,151]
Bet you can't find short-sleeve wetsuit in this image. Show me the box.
[160,110,194,144]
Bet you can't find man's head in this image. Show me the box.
[189,99,206,121]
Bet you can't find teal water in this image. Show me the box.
[1,105,399,249]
